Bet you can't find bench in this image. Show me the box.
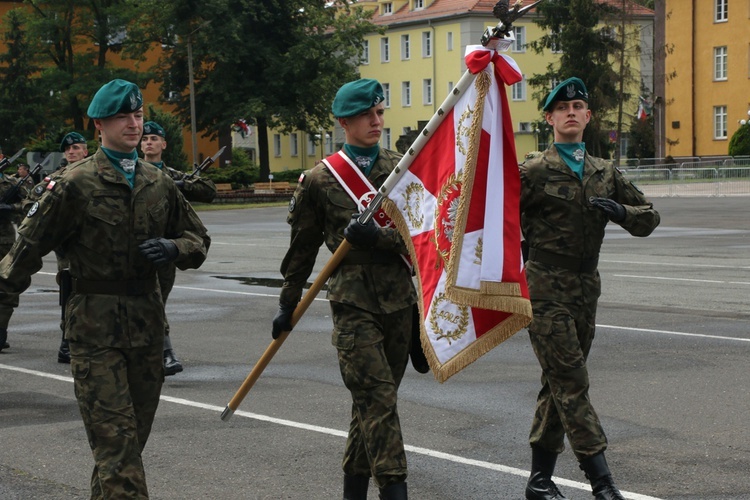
[253,181,294,194]
[215,183,233,192]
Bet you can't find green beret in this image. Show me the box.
[332,79,384,118]
[59,131,86,152]
[542,77,589,111]
[143,121,165,138]
[87,79,143,119]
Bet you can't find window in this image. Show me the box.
[512,27,525,53]
[447,81,454,94]
[307,134,316,156]
[447,32,453,51]
[714,105,727,139]
[324,132,333,155]
[714,46,727,80]
[383,83,391,108]
[401,34,410,60]
[273,134,281,157]
[381,37,390,63]
[422,31,432,58]
[414,0,424,9]
[383,2,393,14]
[550,33,562,54]
[290,133,298,156]
[361,40,369,65]
[423,79,432,105]
[512,75,526,101]
[715,0,727,22]
[518,122,532,133]
[384,128,392,149]
[402,81,411,107]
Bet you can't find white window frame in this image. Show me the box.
[512,75,526,101]
[447,32,454,51]
[290,133,299,157]
[713,105,727,139]
[324,132,333,155]
[383,2,393,15]
[307,134,316,156]
[401,34,410,60]
[413,0,424,10]
[422,78,432,105]
[518,122,532,133]
[714,0,728,22]
[361,40,369,65]
[714,46,727,80]
[512,26,525,53]
[273,134,281,157]
[381,37,390,63]
[422,31,432,58]
[382,83,391,108]
[402,81,411,107]
[383,128,391,149]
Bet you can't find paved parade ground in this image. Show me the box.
[1,196,749,499]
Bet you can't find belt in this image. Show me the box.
[71,277,157,296]
[340,250,403,266]
[528,248,598,273]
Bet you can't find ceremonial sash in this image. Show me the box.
[323,150,394,229]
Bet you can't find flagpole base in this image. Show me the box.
[220,406,235,422]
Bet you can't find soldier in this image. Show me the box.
[0,79,210,498]
[272,79,416,500]
[519,77,660,500]
[141,120,217,375]
[0,160,36,351]
[61,131,89,165]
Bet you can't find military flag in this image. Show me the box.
[383,46,532,382]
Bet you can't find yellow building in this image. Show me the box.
[659,0,750,158]
[267,0,654,171]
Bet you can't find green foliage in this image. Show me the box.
[728,124,750,156]
[145,105,189,170]
[269,169,304,183]
[202,148,259,188]
[627,116,655,159]
[152,0,379,180]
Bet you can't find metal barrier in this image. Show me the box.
[621,167,750,197]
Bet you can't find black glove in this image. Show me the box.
[0,203,13,212]
[272,301,296,339]
[174,180,185,189]
[138,238,179,265]
[344,213,379,248]
[589,197,626,223]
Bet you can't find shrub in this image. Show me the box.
[728,124,750,156]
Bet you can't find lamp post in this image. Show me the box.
[187,20,212,166]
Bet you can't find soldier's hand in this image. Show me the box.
[139,238,179,265]
[344,213,379,248]
[272,301,296,339]
[589,197,626,223]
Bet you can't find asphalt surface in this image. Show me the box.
[1,196,749,500]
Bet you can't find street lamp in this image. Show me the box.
[187,20,212,166]
[740,109,750,126]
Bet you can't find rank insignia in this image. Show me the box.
[27,201,39,217]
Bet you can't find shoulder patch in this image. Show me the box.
[33,185,45,196]
[298,173,306,183]
[27,201,39,217]
[288,196,296,213]
[46,180,57,191]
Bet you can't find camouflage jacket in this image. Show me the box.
[0,174,34,246]
[280,148,417,313]
[519,145,660,300]
[161,163,217,204]
[0,148,211,347]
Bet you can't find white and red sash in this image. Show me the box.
[322,150,394,229]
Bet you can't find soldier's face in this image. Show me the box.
[545,99,591,143]
[64,143,88,163]
[339,102,385,148]
[141,134,166,159]
[94,108,144,153]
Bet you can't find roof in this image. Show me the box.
[358,0,653,27]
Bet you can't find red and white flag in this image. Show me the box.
[384,46,532,383]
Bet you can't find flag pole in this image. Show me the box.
[221,2,542,420]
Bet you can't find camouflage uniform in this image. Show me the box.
[0,173,34,256]
[0,148,210,498]
[280,148,417,489]
[519,145,660,460]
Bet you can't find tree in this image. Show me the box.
[626,115,655,160]
[728,124,750,157]
[152,0,378,180]
[0,9,49,153]
[528,0,627,157]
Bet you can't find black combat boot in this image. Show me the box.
[579,452,625,500]
[58,338,71,364]
[379,482,407,500]
[0,327,8,351]
[163,335,183,376]
[526,446,568,500]
[343,474,369,500]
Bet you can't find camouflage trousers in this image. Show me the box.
[70,341,163,499]
[527,298,608,460]
[330,301,411,489]
[157,263,177,339]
